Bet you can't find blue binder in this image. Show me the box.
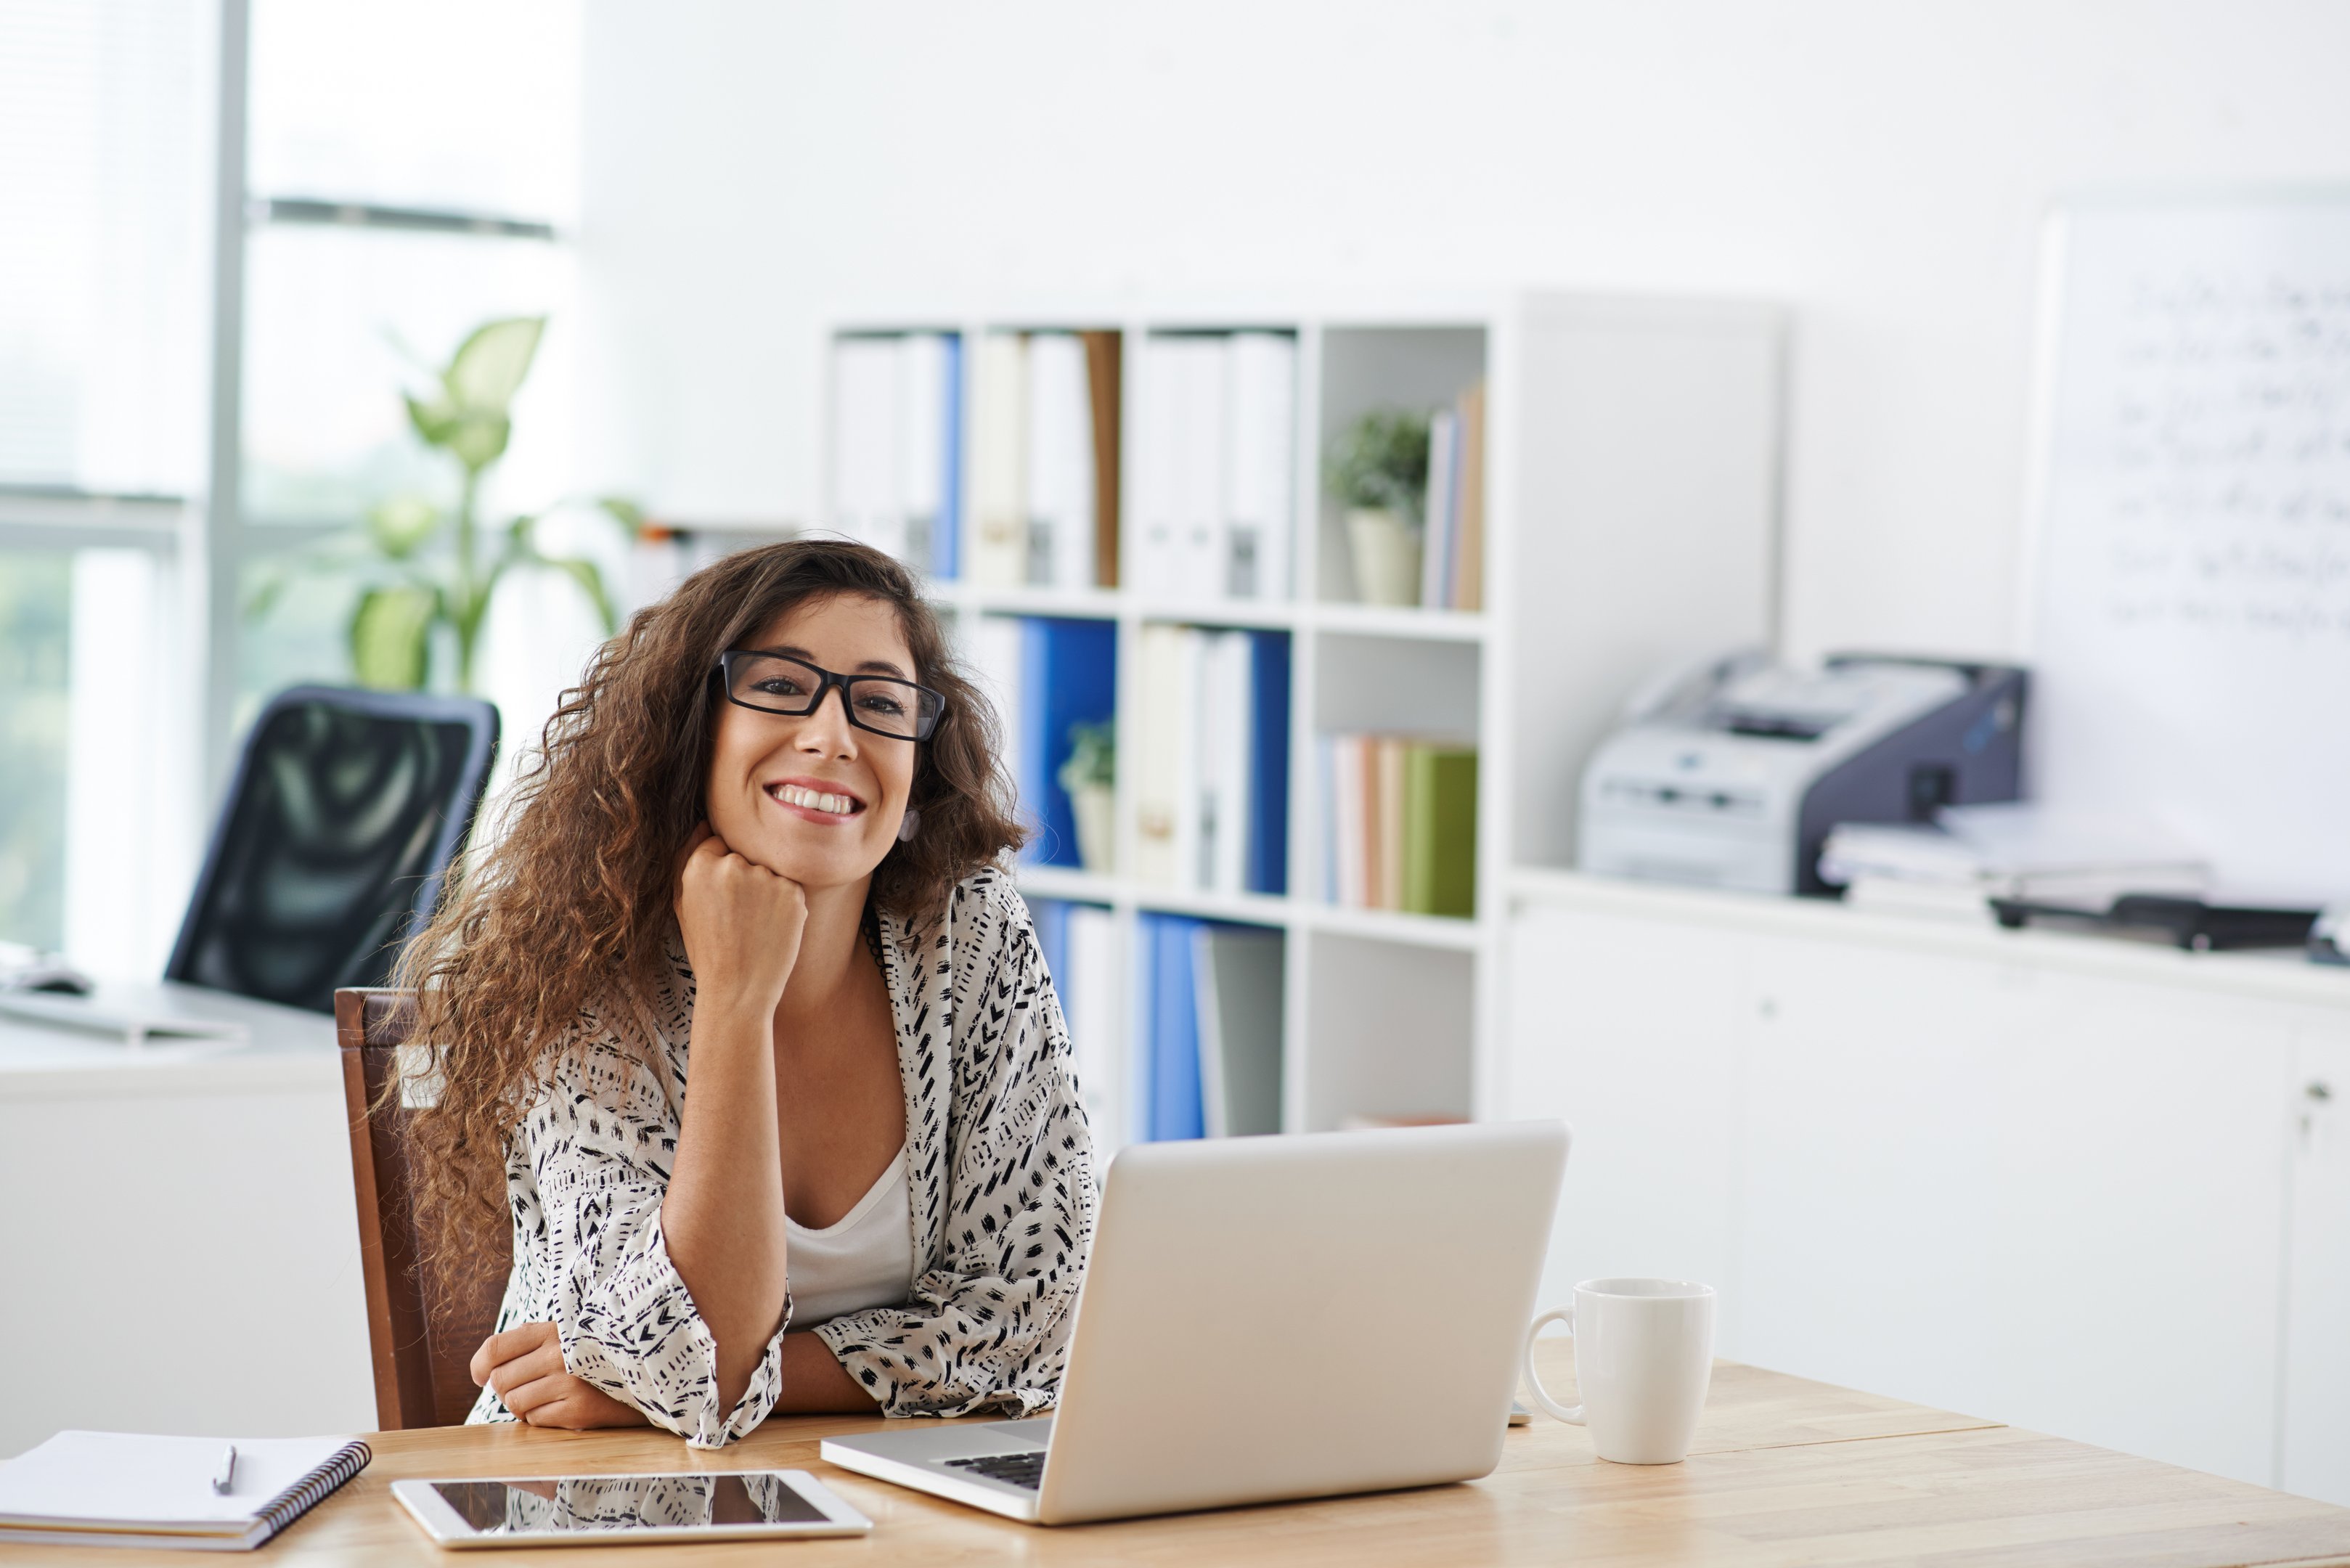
[1028,896,1069,1000]
[1018,616,1117,867]
[1142,911,1207,1141]
[1246,631,1291,895]
[934,333,963,580]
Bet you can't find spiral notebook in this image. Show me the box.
[0,1432,372,1551]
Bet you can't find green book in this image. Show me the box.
[1402,745,1478,918]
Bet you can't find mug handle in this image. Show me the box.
[1522,1307,1584,1424]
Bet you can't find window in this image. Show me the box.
[0,0,208,960]
[0,0,599,971]
[237,0,597,738]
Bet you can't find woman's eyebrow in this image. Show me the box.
[759,643,910,679]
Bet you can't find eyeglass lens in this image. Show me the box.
[725,653,939,738]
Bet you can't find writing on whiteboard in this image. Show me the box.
[2100,270,2350,641]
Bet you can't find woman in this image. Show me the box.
[395,539,1096,1448]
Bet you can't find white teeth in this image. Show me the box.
[774,784,856,815]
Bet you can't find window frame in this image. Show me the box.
[0,0,571,965]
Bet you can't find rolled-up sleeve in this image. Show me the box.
[814,887,1098,1416]
[526,1048,791,1447]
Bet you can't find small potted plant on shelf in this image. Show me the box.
[1058,718,1116,874]
[1324,408,1430,608]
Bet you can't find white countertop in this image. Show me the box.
[0,981,340,1098]
[1511,866,2350,1013]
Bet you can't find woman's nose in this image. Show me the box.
[793,686,857,752]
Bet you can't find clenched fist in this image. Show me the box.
[470,1322,646,1430]
[674,822,809,1018]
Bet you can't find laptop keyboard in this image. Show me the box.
[945,1451,1046,1490]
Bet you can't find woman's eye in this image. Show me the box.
[858,692,908,716]
[754,677,809,698]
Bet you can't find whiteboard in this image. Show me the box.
[2026,195,2350,901]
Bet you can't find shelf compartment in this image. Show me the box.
[1302,928,1474,1131]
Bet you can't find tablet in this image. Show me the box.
[391,1471,872,1547]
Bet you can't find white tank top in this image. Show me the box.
[786,1143,915,1326]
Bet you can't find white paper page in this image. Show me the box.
[0,1432,356,1529]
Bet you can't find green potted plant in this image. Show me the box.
[1057,718,1116,874]
[1323,408,1430,607]
[253,315,640,692]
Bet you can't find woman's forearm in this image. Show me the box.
[661,997,791,1410]
[773,1331,881,1413]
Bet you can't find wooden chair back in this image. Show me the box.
[336,987,511,1429]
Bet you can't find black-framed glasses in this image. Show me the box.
[714,650,946,741]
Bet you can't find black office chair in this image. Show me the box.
[166,686,499,1014]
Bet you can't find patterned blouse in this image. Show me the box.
[467,868,1098,1447]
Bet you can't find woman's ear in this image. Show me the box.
[897,807,921,844]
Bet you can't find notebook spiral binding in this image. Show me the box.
[256,1441,372,1542]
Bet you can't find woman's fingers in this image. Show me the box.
[506,1373,643,1429]
[471,1320,558,1386]
[495,1371,574,1419]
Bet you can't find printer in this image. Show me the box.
[1576,650,2028,897]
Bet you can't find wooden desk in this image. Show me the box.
[11,1347,2350,1567]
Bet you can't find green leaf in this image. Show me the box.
[404,391,459,449]
[245,567,290,620]
[444,412,512,473]
[542,555,617,634]
[596,495,647,536]
[367,495,441,560]
[350,584,439,690]
[444,317,544,420]
[1324,407,1432,516]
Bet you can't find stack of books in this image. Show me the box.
[970,330,1124,591]
[1417,380,1488,612]
[1130,625,1292,896]
[1136,914,1284,1143]
[1817,802,2208,921]
[1132,332,1297,603]
[966,616,1117,869]
[1318,735,1477,917]
[828,332,963,579]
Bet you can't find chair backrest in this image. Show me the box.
[170,686,499,1013]
[337,986,512,1429]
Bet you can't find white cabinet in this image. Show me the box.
[1734,936,2018,1423]
[1506,870,2350,1494]
[1738,948,2294,1485]
[2285,1029,2350,1506]
[0,1045,378,1456]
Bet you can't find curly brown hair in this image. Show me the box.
[391,538,1024,1281]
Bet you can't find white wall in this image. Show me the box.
[576,0,2350,663]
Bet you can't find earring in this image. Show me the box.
[898,807,921,843]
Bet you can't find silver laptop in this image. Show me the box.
[820,1119,1570,1525]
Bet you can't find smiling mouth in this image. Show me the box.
[767,782,864,817]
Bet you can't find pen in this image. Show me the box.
[211,1444,237,1496]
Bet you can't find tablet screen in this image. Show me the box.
[429,1473,831,1534]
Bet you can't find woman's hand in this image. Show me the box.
[673,822,808,1018]
[471,1322,648,1430]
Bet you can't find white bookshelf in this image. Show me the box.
[825,292,1785,1148]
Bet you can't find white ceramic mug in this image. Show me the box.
[1521,1278,1716,1463]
